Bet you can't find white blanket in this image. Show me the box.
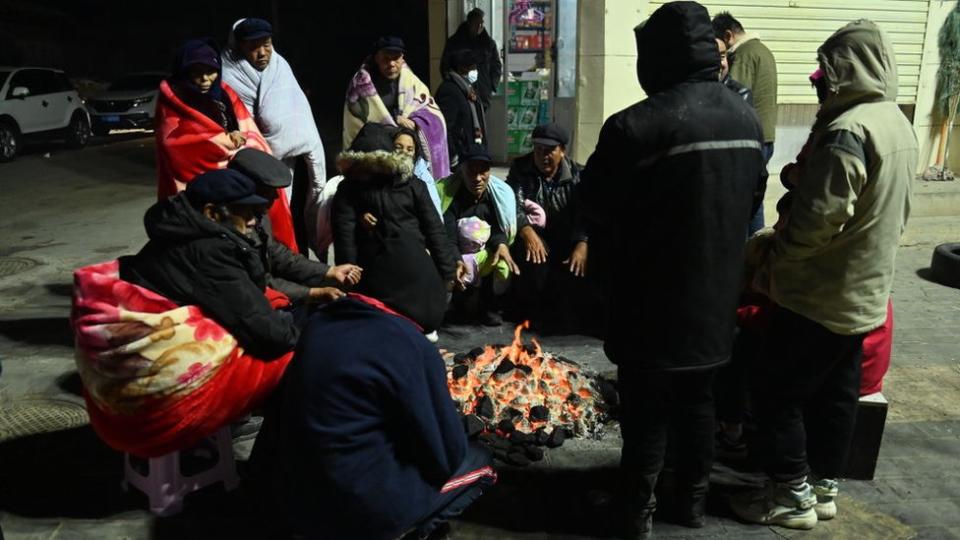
[222,19,328,253]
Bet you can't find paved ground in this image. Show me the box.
[1,137,959,539]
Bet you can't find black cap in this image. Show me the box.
[229,148,291,188]
[448,49,480,70]
[461,143,492,163]
[531,123,569,147]
[373,36,406,54]
[234,18,273,42]
[185,169,270,207]
[182,44,220,69]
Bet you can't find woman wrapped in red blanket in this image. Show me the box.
[155,37,298,253]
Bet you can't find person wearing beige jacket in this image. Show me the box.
[732,20,916,531]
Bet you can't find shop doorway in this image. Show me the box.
[448,0,577,163]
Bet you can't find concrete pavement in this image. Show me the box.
[1,137,959,539]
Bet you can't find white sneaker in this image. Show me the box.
[813,478,838,520]
[425,330,439,344]
[730,481,818,530]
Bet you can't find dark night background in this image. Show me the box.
[0,0,432,157]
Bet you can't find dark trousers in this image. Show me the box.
[618,367,717,508]
[413,443,494,538]
[290,155,310,255]
[753,305,864,482]
[715,325,760,424]
[748,142,775,236]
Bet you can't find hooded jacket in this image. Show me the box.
[441,24,503,107]
[579,1,767,372]
[119,194,299,359]
[770,20,916,335]
[332,149,458,331]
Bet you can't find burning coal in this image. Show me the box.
[446,322,609,450]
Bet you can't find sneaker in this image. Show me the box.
[729,481,818,530]
[812,478,838,520]
[425,330,439,344]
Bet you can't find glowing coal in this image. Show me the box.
[446,321,608,440]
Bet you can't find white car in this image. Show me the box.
[0,66,91,162]
[86,72,167,136]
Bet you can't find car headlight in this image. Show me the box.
[131,95,153,106]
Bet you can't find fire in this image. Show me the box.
[446,321,607,439]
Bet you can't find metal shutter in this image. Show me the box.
[646,0,929,104]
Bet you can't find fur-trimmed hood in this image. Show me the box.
[336,150,415,182]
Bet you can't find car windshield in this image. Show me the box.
[0,71,10,89]
[109,74,164,92]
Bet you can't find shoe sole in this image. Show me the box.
[771,509,818,530]
[816,501,837,520]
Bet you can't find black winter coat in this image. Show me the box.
[333,151,459,331]
[441,25,503,107]
[579,1,767,372]
[435,79,483,166]
[253,217,330,304]
[119,194,299,359]
[507,154,588,253]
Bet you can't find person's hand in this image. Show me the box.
[467,87,478,102]
[326,264,363,286]
[492,243,520,276]
[564,241,588,277]
[520,226,547,264]
[395,115,416,130]
[228,130,246,149]
[308,287,346,304]
[361,212,378,231]
[455,260,469,291]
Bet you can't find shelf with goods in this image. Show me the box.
[504,73,551,156]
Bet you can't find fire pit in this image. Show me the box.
[446,322,612,465]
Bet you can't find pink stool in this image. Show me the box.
[121,425,240,516]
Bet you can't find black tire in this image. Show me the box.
[930,243,960,289]
[65,112,90,149]
[0,120,20,163]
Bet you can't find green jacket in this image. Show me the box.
[769,20,916,335]
[729,36,777,143]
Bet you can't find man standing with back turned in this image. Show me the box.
[578,2,767,538]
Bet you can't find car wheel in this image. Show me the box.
[0,121,19,162]
[931,242,960,289]
[66,113,90,149]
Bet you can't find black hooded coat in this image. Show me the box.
[579,1,768,372]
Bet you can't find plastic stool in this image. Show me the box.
[122,426,240,516]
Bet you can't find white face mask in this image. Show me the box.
[466,69,479,84]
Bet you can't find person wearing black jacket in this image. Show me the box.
[120,169,302,360]
[332,124,461,332]
[578,2,767,537]
[228,148,362,306]
[436,49,486,170]
[252,297,495,539]
[441,8,503,109]
[507,123,596,332]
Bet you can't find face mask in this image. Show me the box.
[466,69,479,84]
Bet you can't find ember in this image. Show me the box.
[446,321,608,446]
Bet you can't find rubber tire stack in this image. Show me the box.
[931,243,960,289]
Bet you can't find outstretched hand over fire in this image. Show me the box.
[492,243,520,276]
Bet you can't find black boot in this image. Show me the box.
[674,477,709,528]
[616,472,659,539]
